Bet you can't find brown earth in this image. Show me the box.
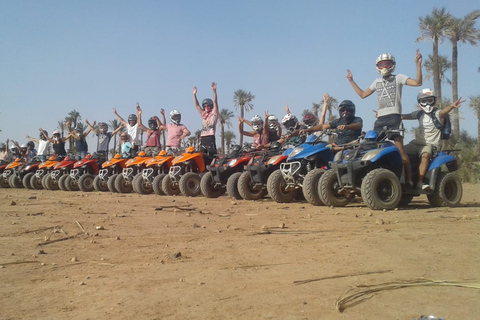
[1,185,480,320]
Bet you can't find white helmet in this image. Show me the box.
[417,88,436,113]
[376,53,396,76]
[250,115,264,132]
[267,115,278,131]
[282,113,298,132]
[170,110,181,124]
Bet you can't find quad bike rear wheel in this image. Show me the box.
[133,174,153,194]
[30,174,44,190]
[79,174,95,192]
[427,172,462,207]
[0,176,10,188]
[226,172,243,200]
[44,174,59,190]
[179,172,202,197]
[237,171,267,200]
[9,174,23,188]
[107,174,119,193]
[65,175,79,191]
[58,174,69,191]
[267,169,298,203]
[152,174,167,195]
[361,168,401,210]
[115,174,133,193]
[200,172,225,198]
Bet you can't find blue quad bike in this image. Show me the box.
[267,133,333,205]
[318,128,462,210]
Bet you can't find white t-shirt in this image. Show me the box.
[126,123,140,145]
[410,109,444,148]
[38,140,50,155]
[369,74,409,117]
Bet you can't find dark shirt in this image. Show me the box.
[75,137,88,152]
[329,116,363,145]
[53,141,67,156]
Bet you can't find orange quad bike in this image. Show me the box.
[30,156,62,190]
[132,150,174,195]
[68,154,104,192]
[114,151,152,193]
[44,156,76,191]
[2,157,26,188]
[94,154,128,192]
[162,146,206,197]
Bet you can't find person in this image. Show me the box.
[85,120,123,161]
[193,82,219,157]
[26,129,50,162]
[244,111,282,143]
[12,141,35,161]
[113,104,141,154]
[160,109,190,156]
[66,122,92,160]
[402,88,465,191]
[137,105,163,157]
[346,50,423,188]
[238,115,269,150]
[299,100,363,152]
[41,128,70,158]
[120,132,133,158]
[279,105,307,146]
[0,140,10,161]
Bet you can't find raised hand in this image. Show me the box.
[346,69,353,82]
[415,49,422,64]
[193,87,197,95]
[211,82,217,90]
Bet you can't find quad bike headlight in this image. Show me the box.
[288,147,304,159]
[267,155,283,165]
[228,159,238,167]
[361,149,382,161]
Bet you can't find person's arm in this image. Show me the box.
[243,119,252,127]
[406,49,423,87]
[346,69,374,99]
[401,113,416,120]
[180,127,191,140]
[263,111,269,137]
[85,119,97,135]
[211,82,219,114]
[438,98,465,119]
[238,117,254,137]
[320,93,329,125]
[65,121,79,139]
[62,132,72,142]
[336,121,362,131]
[299,123,325,135]
[113,108,127,126]
[26,134,40,143]
[154,116,163,131]
[285,104,291,114]
[136,104,149,132]
[112,124,124,135]
[83,121,95,137]
[40,128,54,143]
[193,87,203,116]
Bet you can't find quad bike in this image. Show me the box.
[267,133,333,204]
[133,150,174,195]
[200,143,256,199]
[94,154,128,192]
[0,160,9,188]
[162,146,206,197]
[68,154,104,192]
[30,156,62,190]
[2,157,26,188]
[17,158,42,189]
[319,128,462,210]
[237,142,288,201]
[114,151,151,193]
[44,156,77,191]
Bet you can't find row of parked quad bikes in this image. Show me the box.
[0,128,463,211]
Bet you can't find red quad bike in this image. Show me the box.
[18,158,43,189]
[2,157,26,188]
[68,154,104,192]
[95,154,128,192]
[200,143,256,199]
[133,150,174,195]
[44,156,76,191]
[162,146,206,197]
[114,151,152,193]
[31,156,62,190]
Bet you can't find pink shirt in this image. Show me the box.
[145,130,161,147]
[165,123,186,147]
[253,132,269,149]
[201,110,218,137]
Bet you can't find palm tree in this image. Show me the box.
[219,108,234,155]
[187,136,196,147]
[224,131,236,154]
[195,130,202,149]
[57,120,66,137]
[446,10,480,139]
[424,54,452,89]
[233,89,255,146]
[469,95,480,156]
[65,109,82,153]
[417,7,453,102]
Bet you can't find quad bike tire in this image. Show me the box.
[162,174,180,196]
[65,175,80,191]
[267,169,298,203]
[179,172,202,197]
[0,176,10,188]
[237,171,267,201]
[107,174,119,193]
[318,169,353,207]
[133,174,153,195]
[58,174,69,191]
[93,175,109,192]
[226,172,243,200]
[44,174,59,190]
[200,172,225,198]
[30,174,44,190]
[302,168,325,206]
[115,174,133,193]
[427,172,462,207]
[152,174,167,195]
[79,174,95,192]
[23,172,35,189]
[361,168,402,210]
[9,174,23,188]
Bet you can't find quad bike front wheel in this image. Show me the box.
[93,175,109,192]
[23,173,34,189]
[65,175,79,191]
[226,172,243,200]
[30,174,44,190]
[162,174,180,196]
[133,174,153,195]
[179,172,202,197]
[361,168,401,210]
[107,174,119,192]
[200,172,225,198]
[9,174,23,188]
[114,174,133,193]
[318,169,353,207]
[427,172,462,207]
[152,174,167,195]
[79,174,95,192]
[0,176,10,188]
[44,174,59,191]
[237,171,267,201]
[303,168,325,206]
[267,169,298,203]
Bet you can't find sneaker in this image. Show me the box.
[422,183,432,192]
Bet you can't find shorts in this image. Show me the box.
[200,135,217,155]
[166,146,182,156]
[404,140,434,158]
[144,146,161,157]
[75,150,87,160]
[374,114,403,139]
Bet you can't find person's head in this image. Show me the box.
[267,115,279,132]
[148,117,158,130]
[170,110,181,125]
[250,115,264,133]
[40,130,48,140]
[417,88,436,113]
[0,143,6,152]
[98,122,108,134]
[120,132,129,142]
[52,130,61,141]
[75,125,83,137]
[376,53,396,76]
[20,143,28,154]
[10,145,19,154]
[282,113,298,133]
[128,114,137,126]
[26,141,35,151]
[339,100,356,122]
[302,112,318,128]
[201,98,214,113]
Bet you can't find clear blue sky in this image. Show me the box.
[1,0,479,151]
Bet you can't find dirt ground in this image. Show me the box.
[1,185,480,320]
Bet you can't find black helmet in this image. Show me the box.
[201,98,214,110]
[128,114,137,123]
[148,117,158,130]
[27,141,35,150]
[339,100,356,121]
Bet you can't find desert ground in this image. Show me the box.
[1,185,480,320]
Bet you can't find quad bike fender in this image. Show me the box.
[172,153,205,172]
[6,160,25,170]
[428,154,458,171]
[229,156,251,168]
[365,146,403,166]
[54,160,76,170]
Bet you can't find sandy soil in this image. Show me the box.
[1,185,480,320]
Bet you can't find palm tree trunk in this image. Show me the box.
[451,41,460,139]
[433,36,442,101]
[221,124,225,156]
[240,106,244,146]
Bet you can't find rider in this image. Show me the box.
[137,105,163,157]
[113,104,141,155]
[66,122,92,160]
[346,50,423,188]
[120,132,133,158]
[85,119,123,160]
[41,128,70,158]
[26,129,50,162]
[299,100,363,151]
[402,88,465,191]
[193,82,219,158]
[238,115,269,150]
[160,109,191,156]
